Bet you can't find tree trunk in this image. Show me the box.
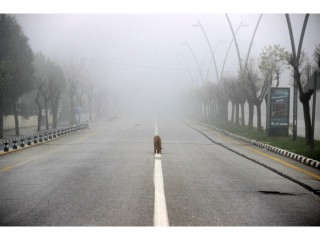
[44,98,49,130]
[70,92,75,125]
[12,100,19,136]
[235,103,240,125]
[52,104,57,129]
[219,99,228,122]
[210,104,214,121]
[248,101,254,129]
[296,69,313,145]
[224,100,228,122]
[256,103,262,131]
[89,97,92,122]
[52,93,60,129]
[231,102,235,124]
[35,92,42,132]
[286,14,310,141]
[240,102,245,126]
[0,97,3,139]
[302,101,312,145]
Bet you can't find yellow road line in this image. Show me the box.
[0,165,15,173]
[0,146,65,173]
[0,127,104,173]
[220,134,320,181]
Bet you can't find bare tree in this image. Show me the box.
[34,52,65,130]
[85,83,94,122]
[313,44,320,69]
[50,63,65,129]
[63,58,85,125]
[246,58,269,131]
[225,14,263,126]
[223,75,245,125]
[286,14,314,144]
[224,76,237,124]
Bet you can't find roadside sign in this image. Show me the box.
[267,87,290,136]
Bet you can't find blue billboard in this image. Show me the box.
[270,87,290,128]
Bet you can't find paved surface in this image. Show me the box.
[0,114,319,226]
[0,122,72,150]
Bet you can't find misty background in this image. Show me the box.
[11,14,320,137]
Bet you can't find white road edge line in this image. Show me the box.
[154,158,169,226]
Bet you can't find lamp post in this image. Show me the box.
[179,52,195,87]
[205,40,226,82]
[181,40,205,86]
[220,21,249,81]
[193,20,220,83]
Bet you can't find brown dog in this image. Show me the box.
[154,135,162,154]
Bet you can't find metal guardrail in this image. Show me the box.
[1,123,89,153]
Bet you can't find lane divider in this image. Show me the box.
[153,120,169,226]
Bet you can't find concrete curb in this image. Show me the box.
[200,121,320,170]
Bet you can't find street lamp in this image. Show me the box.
[193,20,220,83]
[181,40,205,85]
[220,21,249,81]
[205,40,226,82]
[179,51,195,87]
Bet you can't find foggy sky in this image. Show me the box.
[13,13,320,115]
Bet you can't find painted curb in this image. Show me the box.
[200,121,320,170]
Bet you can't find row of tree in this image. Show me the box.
[0,14,100,139]
[184,14,320,146]
[188,43,318,131]
[0,14,34,138]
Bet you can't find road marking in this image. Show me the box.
[155,118,159,135]
[153,119,169,226]
[154,159,169,226]
[219,134,320,181]
[0,127,105,173]
[0,165,14,173]
[0,146,65,173]
[243,145,320,180]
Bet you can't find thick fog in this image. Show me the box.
[14,14,320,118]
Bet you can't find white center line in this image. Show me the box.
[153,119,169,226]
[154,158,169,226]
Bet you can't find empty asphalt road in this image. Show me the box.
[0,114,319,226]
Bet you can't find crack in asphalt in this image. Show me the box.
[182,120,320,198]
